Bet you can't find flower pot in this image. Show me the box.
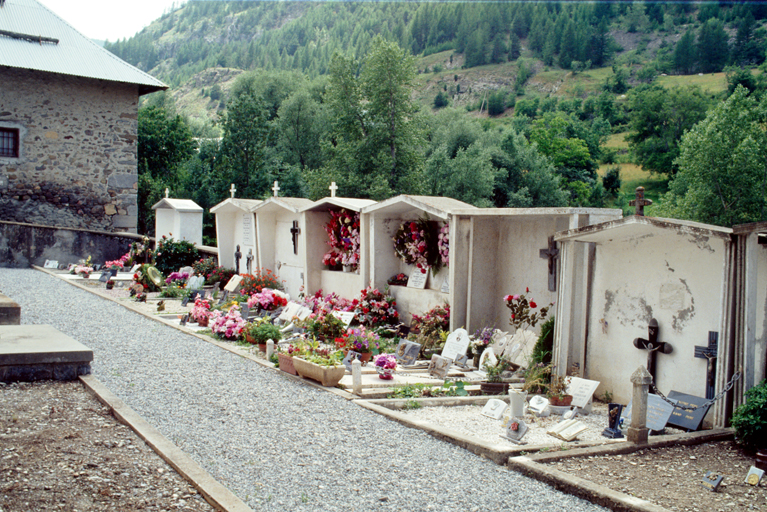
[245,334,256,344]
[106,283,114,290]
[358,351,372,364]
[293,357,345,387]
[197,316,209,328]
[258,343,267,353]
[277,353,297,376]
[377,367,394,380]
[549,395,573,407]
[480,381,509,395]
[756,449,767,471]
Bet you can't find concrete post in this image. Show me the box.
[627,365,652,444]
[266,339,275,360]
[352,359,362,395]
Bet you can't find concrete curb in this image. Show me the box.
[506,428,735,512]
[34,266,357,402]
[80,374,253,512]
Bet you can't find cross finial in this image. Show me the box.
[230,183,236,198]
[629,186,652,216]
[329,181,338,198]
[272,180,280,197]
[165,188,169,198]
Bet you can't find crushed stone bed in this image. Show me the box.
[0,269,608,512]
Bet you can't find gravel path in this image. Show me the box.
[0,269,608,512]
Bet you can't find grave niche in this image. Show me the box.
[253,196,313,299]
[152,194,203,246]
[211,193,262,270]
[300,193,375,300]
[363,195,472,327]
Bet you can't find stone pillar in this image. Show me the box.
[352,359,362,395]
[627,365,652,444]
[266,339,275,360]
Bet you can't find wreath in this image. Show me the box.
[392,216,442,274]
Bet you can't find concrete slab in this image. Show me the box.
[0,293,20,325]
[0,324,93,382]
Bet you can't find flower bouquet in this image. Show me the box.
[105,252,130,271]
[355,286,398,328]
[75,265,93,278]
[165,271,189,287]
[410,303,450,353]
[247,288,288,312]
[387,273,409,286]
[323,209,360,272]
[392,217,442,274]
[373,353,397,380]
[469,326,495,363]
[438,222,449,267]
[341,326,380,354]
[302,289,355,316]
[239,268,285,295]
[209,304,246,341]
[190,297,212,326]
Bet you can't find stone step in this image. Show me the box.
[0,324,92,382]
[0,293,20,325]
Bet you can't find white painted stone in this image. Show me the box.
[441,328,470,361]
[152,198,203,246]
[566,377,601,409]
[211,198,261,270]
[481,399,508,419]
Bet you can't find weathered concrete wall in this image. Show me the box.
[0,67,139,232]
[0,221,140,268]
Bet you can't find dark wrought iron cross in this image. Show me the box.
[694,331,718,400]
[539,236,559,291]
[629,186,653,216]
[633,318,673,383]
[291,221,301,255]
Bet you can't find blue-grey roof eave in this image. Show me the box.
[0,0,167,95]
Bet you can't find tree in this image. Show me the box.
[626,84,710,175]
[673,29,696,74]
[658,86,767,227]
[697,19,729,73]
[275,89,324,170]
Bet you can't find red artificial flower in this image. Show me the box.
[530,301,537,308]
[526,287,529,293]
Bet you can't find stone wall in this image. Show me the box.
[0,67,139,232]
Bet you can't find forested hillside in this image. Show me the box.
[109,2,767,240]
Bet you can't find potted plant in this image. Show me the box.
[387,273,409,286]
[409,303,450,356]
[277,344,300,376]
[731,379,767,470]
[209,304,246,341]
[105,279,115,290]
[190,297,212,327]
[480,355,519,395]
[293,344,345,387]
[244,321,282,352]
[339,326,380,363]
[306,312,346,342]
[547,372,573,407]
[373,353,397,380]
[469,326,495,368]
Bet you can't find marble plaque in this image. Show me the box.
[407,268,428,289]
[43,260,59,269]
[224,275,244,293]
[428,354,452,379]
[396,340,421,366]
[331,311,356,327]
[502,417,528,444]
[242,215,253,247]
[566,377,601,409]
[440,278,449,294]
[278,302,302,322]
[622,393,676,432]
[481,399,508,419]
[667,391,710,431]
[477,348,497,371]
[441,328,470,361]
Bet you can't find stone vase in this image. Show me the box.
[292,358,345,387]
[756,449,767,471]
[277,353,297,376]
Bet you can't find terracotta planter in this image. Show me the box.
[292,358,345,387]
[258,343,267,353]
[197,316,209,328]
[245,334,256,344]
[278,353,297,376]
[549,394,573,407]
[106,283,114,290]
[480,381,509,395]
[756,449,767,471]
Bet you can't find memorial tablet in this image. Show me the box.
[43,260,59,269]
[441,328,470,362]
[278,302,302,322]
[427,354,452,379]
[440,278,449,294]
[331,311,356,327]
[566,377,601,409]
[98,270,112,283]
[396,340,421,366]
[501,417,528,444]
[224,275,244,293]
[666,391,710,431]
[407,268,428,289]
[481,399,508,419]
[622,394,676,432]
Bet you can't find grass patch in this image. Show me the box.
[656,72,728,95]
[603,132,630,150]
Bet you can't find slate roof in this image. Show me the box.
[0,0,166,95]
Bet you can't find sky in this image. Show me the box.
[38,0,188,42]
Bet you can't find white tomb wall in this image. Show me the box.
[177,212,203,246]
[155,209,175,241]
[584,230,728,405]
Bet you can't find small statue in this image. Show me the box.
[246,249,254,275]
[234,244,242,274]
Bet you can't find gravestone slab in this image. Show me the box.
[396,340,421,366]
[489,330,510,355]
[502,330,537,368]
[481,399,508,419]
[0,293,21,325]
[667,391,711,431]
[343,351,362,372]
[0,325,92,382]
[428,354,452,379]
[98,270,112,283]
[43,260,59,269]
[440,278,449,294]
[622,394,676,432]
[566,377,601,409]
[477,348,497,371]
[501,417,528,444]
[187,275,205,290]
[441,328,470,362]
[278,302,302,322]
[528,395,550,416]
[224,275,244,293]
[700,471,724,492]
[745,467,764,486]
[407,268,428,289]
[331,311,356,327]
[129,264,141,273]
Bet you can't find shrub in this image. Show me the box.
[244,321,283,344]
[206,266,235,288]
[193,257,218,278]
[239,268,285,294]
[731,379,767,450]
[409,303,450,352]
[153,236,199,276]
[603,167,622,195]
[433,91,449,109]
[531,316,555,366]
[306,313,346,342]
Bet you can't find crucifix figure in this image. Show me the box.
[234,244,242,274]
[246,248,254,275]
[694,331,718,399]
[329,181,338,198]
[539,236,559,292]
[290,220,301,255]
[165,187,170,198]
[629,186,653,216]
[633,318,673,383]
[272,181,280,197]
[230,183,236,198]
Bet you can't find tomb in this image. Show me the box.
[448,207,621,333]
[210,185,262,270]
[553,215,733,424]
[151,191,204,246]
[252,192,313,299]
[300,185,375,299]
[362,195,474,325]
[0,325,92,382]
[0,293,20,325]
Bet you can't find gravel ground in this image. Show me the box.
[0,269,609,512]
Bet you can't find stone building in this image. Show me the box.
[0,0,166,233]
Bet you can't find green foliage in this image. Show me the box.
[603,167,622,195]
[192,257,218,278]
[659,86,767,226]
[244,322,283,344]
[433,91,449,109]
[159,286,186,299]
[153,236,200,276]
[531,316,555,366]
[488,90,507,116]
[388,381,468,399]
[731,379,767,450]
[206,266,236,288]
[306,314,346,342]
[402,399,422,410]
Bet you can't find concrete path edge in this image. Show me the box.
[80,374,254,512]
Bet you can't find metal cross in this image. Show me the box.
[694,332,718,400]
[291,220,301,255]
[539,236,559,292]
[629,186,653,216]
[329,181,338,198]
[230,183,236,198]
[633,318,673,383]
[272,181,280,197]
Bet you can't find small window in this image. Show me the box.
[0,128,19,158]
